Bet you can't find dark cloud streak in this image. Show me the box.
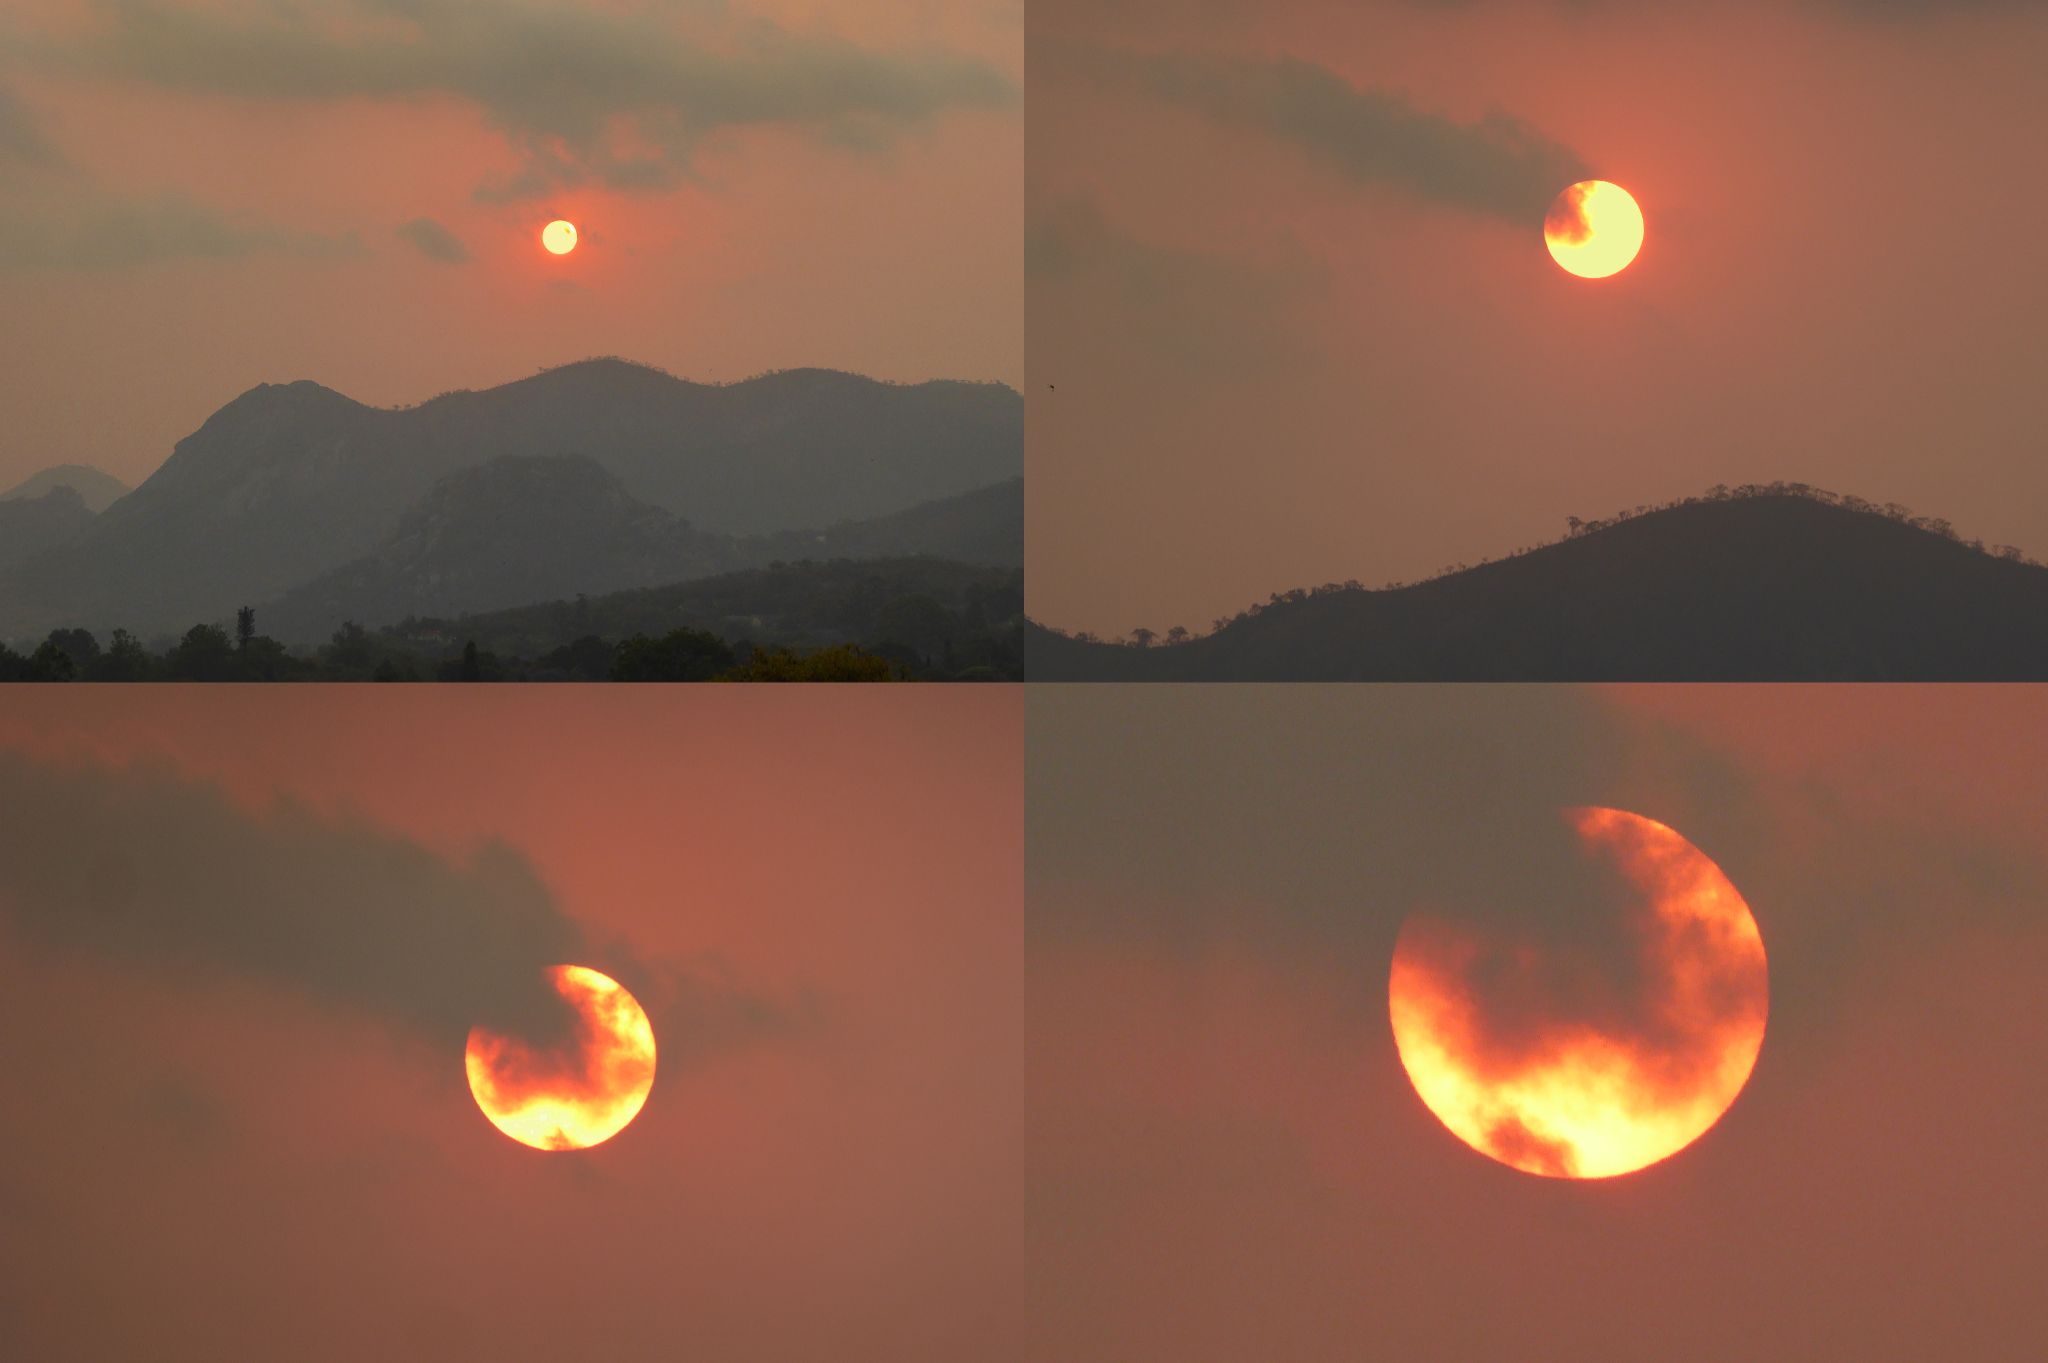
[0,189,363,269]
[1027,686,2048,1052]
[1028,196,1321,377]
[395,214,470,262]
[0,81,63,167]
[0,751,817,1068]
[0,71,359,270]
[1042,41,1588,224]
[59,0,1018,199]
[0,752,582,1041]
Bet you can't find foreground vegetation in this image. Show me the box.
[0,617,913,682]
[0,559,1025,681]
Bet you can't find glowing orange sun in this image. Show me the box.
[541,219,578,255]
[1544,180,1644,279]
[465,965,655,1151]
[1388,807,1766,1178]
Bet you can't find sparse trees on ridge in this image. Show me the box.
[1043,480,2046,650]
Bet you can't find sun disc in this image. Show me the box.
[1544,180,1644,279]
[1388,807,1766,1178]
[465,965,655,1151]
[541,219,578,256]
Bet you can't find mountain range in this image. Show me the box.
[257,457,1019,643]
[0,359,1021,641]
[1028,491,2048,680]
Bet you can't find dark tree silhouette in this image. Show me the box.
[723,644,900,681]
[1,559,1020,682]
[163,625,235,681]
[874,594,957,670]
[92,629,152,681]
[27,639,76,681]
[42,628,99,671]
[611,628,737,682]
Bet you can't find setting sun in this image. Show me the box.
[1389,807,1767,1178]
[1544,180,1644,279]
[465,965,655,1151]
[541,219,579,255]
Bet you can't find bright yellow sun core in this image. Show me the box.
[542,219,578,255]
[1544,180,1643,279]
[465,965,654,1151]
[1388,808,1767,1179]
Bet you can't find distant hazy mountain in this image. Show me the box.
[257,458,1024,644]
[0,487,98,572]
[741,477,1022,570]
[1029,492,2048,680]
[255,455,736,642]
[0,359,1021,639]
[0,464,130,513]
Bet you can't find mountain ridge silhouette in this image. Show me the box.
[0,357,1020,639]
[1028,489,2048,680]
[256,455,1020,644]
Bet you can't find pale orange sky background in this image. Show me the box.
[1028,0,2048,638]
[0,0,1021,490]
[0,687,1021,1361]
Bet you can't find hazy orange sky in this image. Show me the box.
[0,0,1021,489]
[1029,684,2048,1361]
[0,687,1021,1361]
[1028,0,2048,637]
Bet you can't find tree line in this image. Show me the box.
[0,608,913,682]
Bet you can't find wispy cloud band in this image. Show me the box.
[49,0,1019,199]
[1044,41,1588,224]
